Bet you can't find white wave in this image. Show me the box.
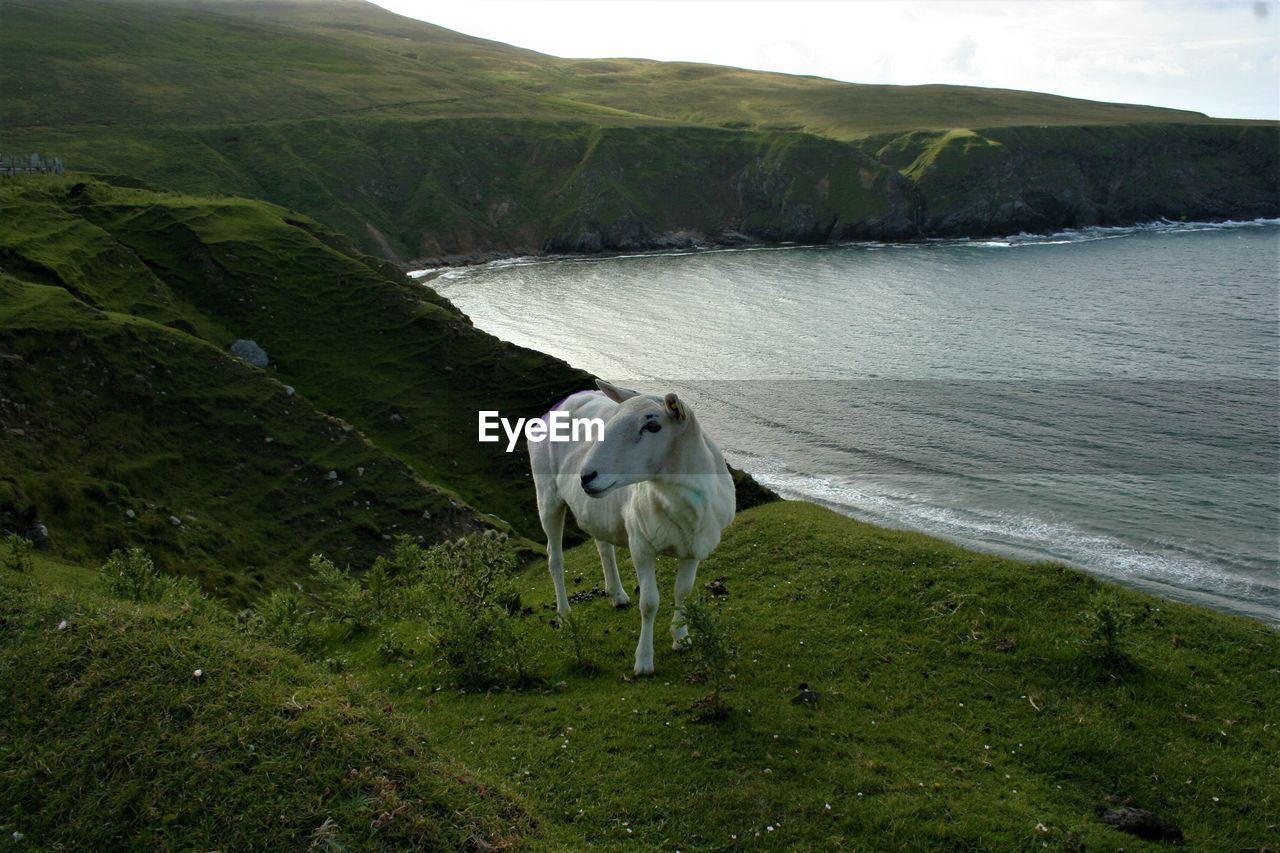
[484,255,545,269]
[913,218,1280,252]
[750,467,1279,616]
[1001,217,1280,247]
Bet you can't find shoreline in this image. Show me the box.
[401,215,1280,280]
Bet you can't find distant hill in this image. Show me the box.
[0,0,1231,134]
[2,0,1276,259]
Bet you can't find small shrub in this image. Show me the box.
[255,588,318,652]
[308,554,374,630]
[558,608,600,675]
[1084,590,1130,665]
[421,531,533,690]
[376,628,408,662]
[679,593,738,721]
[365,559,391,621]
[3,534,33,572]
[98,547,166,602]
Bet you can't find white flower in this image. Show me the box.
[193,669,203,678]
[57,620,67,631]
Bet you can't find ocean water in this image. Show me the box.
[424,221,1280,624]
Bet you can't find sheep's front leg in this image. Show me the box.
[597,541,630,608]
[541,502,571,617]
[631,544,659,676]
[670,557,699,650]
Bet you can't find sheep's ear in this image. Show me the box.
[597,380,639,403]
[664,392,689,423]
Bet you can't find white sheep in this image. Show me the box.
[529,381,736,675]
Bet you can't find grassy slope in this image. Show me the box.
[321,501,1280,849]
[0,556,533,849]
[0,272,493,602]
[1,0,1226,134]
[0,177,599,586]
[6,501,1276,849]
[3,0,1274,258]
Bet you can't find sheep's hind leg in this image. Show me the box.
[670,557,698,650]
[597,541,630,608]
[541,501,571,617]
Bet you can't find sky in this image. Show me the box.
[370,0,1280,120]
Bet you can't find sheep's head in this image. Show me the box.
[580,380,691,497]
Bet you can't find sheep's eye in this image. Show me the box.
[641,422,662,434]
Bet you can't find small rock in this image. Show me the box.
[326,470,338,480]
[283,385,295,397]
[230,339,269,368]
[27,523,48,549]
[389,413,403,424]
[1100,807,1184,844]
[125,508,136,519]
[169,515,182,526]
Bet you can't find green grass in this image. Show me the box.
[6,501,1276,848]
[0,177,602,595]
[328,501,1280,849]
[0,553,533,850]
[0,0,1233,135]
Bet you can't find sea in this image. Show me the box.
[419,220,1280,624]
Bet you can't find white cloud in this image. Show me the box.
[948,34,979,75]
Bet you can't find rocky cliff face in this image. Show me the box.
[404,121,1279,261]
[861,123,1280,239]
[34,118,1276,263]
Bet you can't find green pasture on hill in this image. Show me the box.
[0,177,593,598]
[3,501,1276,849]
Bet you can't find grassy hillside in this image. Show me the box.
[5,501,1276,848]
[0,177,598,590]
[0,557,533,849]
[1,0,1229,135]
[3,0,1274,259]
[0,271,493,601]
